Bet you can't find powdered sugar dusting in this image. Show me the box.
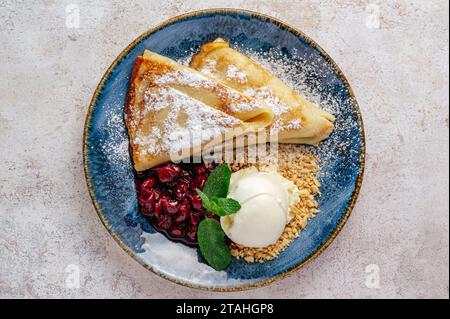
[139,87,242,155]
[98,108,131,173]
[155,69,213,89]
[177,48,196,66]
[227,64,248,83]
[197,59,217,76]
[286,119,301,130]
[230,98,261,113]
[244,87,288,117]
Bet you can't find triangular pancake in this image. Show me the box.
[125,50,274,172]
[190,39,335,146]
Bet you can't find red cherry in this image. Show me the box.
[196,175,207,190]
[189,179,198,192]
[155,163,181,183]
[159,195,170,211]
[194,165,207,176]
[175,199,191,223]
[143,188,161,201]
[156,214,172,230]
[159,194,169,204]
[187,193,203,210]
[189,211,201,226]
[153,201,163,219]
[169,224,185,238]
[179,170,192,181]
[162,197,179,214]
[174,180,189,200]
[186,225,197,242]
[138,189,160,216]
[141,177,157,190]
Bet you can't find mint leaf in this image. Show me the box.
[197,218,231,270]
[202,163,231,198]
[197,190,241,217]
[210,198,241,216]
[196,189,220,213]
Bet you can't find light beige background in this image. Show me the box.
[0,0,448,298]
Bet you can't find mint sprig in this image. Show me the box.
[196,163,241,217]
[196,163,242,270]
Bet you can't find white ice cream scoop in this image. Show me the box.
[221,167,300,248]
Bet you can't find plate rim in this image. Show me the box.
[83,8,366,292]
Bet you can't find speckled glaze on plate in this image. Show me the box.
[83,9,365,291]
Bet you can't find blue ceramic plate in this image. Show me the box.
[83,9,365,291]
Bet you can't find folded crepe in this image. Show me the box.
[125,50,274,172]
[190,38,335,145]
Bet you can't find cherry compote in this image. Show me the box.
[136,162,217,246]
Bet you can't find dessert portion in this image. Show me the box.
[125,42,332,270]
[190,38,335,145]
[125,49,274,172]
[221,166,300,248]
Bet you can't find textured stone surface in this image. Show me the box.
[0,0,448,298]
